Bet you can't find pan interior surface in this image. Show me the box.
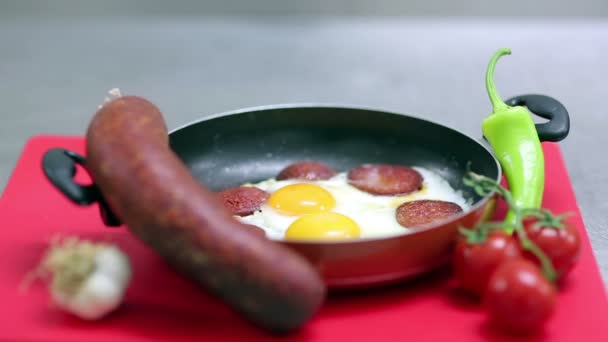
[169,106,499,205]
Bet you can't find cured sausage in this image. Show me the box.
[242,223,267,237]
[217,186,269,216]
[348,164,423,195]
[277,161,336,181]
[85,96,325,333]
[395,200,463,228]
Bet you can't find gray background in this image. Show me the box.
[2,0,608,17]
[1,2,606,286]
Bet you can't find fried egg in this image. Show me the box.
[236,167,471,241]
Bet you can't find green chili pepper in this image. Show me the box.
[482,48,545,228]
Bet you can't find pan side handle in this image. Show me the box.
[506,94,570,142]
[41,148,122,227]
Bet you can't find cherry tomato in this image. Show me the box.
[523,218,581,280]
[452,230,522,296]
[484,258,556,335]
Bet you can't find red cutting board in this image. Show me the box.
[1,135,607,342]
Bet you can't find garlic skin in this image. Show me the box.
[51,247,131,320]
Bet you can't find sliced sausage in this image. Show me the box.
[277,161,336,181]
[348,164,423,195]
[396,200,463,228]
[85,96,325,333]
[218,186,269,216]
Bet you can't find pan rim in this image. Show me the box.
[168,102,502,245]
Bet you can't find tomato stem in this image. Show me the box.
[519,208,544,218]
[464,170,559,283]
[459,227,483,244]
[514,221,558,282]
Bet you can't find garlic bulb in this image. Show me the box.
[38,236,131,320]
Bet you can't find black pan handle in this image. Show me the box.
[42,148,121,227]
[505,94,570,142]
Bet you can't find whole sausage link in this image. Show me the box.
[85,96,326,333]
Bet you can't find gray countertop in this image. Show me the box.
[1,16,606,285]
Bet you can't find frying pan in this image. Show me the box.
[41,94,569,289]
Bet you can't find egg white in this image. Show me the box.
[237,167,472,241]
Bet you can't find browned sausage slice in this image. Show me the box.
[347,164,423,195]
[396,200,463,228]
[277,161,336,181]
[218,186,269,216]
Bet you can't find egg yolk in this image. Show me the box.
[268,183,336,215]
[285,212,360,241]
